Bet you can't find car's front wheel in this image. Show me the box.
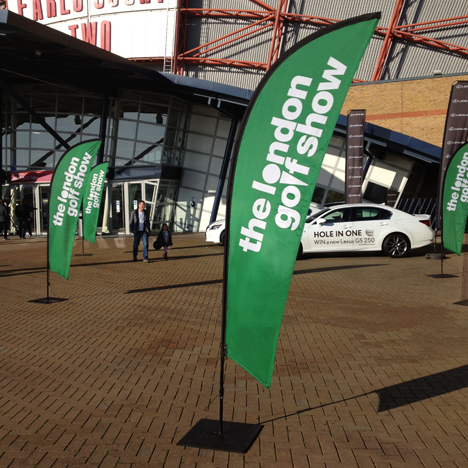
[220,231,226,246]
[382,233,410,258]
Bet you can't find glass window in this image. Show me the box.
[364,182,387,204]
[81,116,100,135]
[31,116,55,130]
[117,120,137,140]
[145,183,155,201]
[323,208,350,223]
[140,103,168,125]
[134,143,162,164]
[312,186,326,204]
[353,207,392,221]
[137,122,165,143]
[56,115,83,133]
[120,99,140,121]
[353,207,380,221]
[15,116,31,132]
[15,149,30,167]
[324,189,345,204]
[15,131,30,147]
[30,150,54,168]
[31,131,56,150]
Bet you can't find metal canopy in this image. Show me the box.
[0,9,250,114]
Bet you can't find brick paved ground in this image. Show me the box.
[1,233,468,467]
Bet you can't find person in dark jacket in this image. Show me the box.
[129,200,151,262]
[155,223,173,260]
[0,199,9,240]
[15,199,30,239]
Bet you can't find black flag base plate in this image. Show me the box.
[28,297,68,304]
[427,274,458,278]
[75,253,92,256]
[177,419,263,453]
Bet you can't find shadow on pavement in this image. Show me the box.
[125,263,385,294]
[375,365,468,412]
[294,264,386,276]
[260,365,468,424]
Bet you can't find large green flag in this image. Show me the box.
[225,13,380,388]
[82,163,109,244]
[49,140,102,279]
[443,143,468,255]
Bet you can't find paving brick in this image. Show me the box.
[2,235,468,467]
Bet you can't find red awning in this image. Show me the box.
[9,171,53,183]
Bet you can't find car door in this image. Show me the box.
[302,207,354,252]
[351,206,393,251]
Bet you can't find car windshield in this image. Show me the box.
[305,208,331,223]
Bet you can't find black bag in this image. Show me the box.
[153,240,162,250]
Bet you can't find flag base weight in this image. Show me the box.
[427,274,458,278]
[75,253,92,256]
[177,419,263,453]
[28,297,68,304]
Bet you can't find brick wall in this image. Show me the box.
[341,74,468,147]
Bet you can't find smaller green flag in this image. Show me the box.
[443,143,468,255]
[82,163,109,244]
[49,140,102,279]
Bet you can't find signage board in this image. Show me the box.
[7,0,176,58]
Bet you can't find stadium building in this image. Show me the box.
[1,1,468,235]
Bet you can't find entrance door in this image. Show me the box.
[21,185,37,235]
[111,183,125,234]
[144,181,159,234]
[39,185,50,234]
[154,182,178,231]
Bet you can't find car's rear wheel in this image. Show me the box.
[382,233,410,258]
[220,231,226,245]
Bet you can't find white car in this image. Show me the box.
[206,204,321,245]
[300,204,434,258]
[206,204,434,258]
[206,219,226,244]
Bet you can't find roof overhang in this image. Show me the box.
[336,115,441,164]
[0,10,250,118]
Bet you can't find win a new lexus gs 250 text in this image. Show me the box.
[206,204,434,259]
[299,204,434,258]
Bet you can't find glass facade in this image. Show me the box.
[1,85,188,172]
[1,83,190,235]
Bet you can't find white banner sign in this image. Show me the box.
[8,0,176,58]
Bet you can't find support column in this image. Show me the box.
[101,183,112,234]
[210,118,238,225]
[97,95,109,164]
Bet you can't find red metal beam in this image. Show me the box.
[182,9,271,20]
[395,15,468,32]
[173,2,468,80]
[179,15,275,59]
[182,57,267,69]
[393,30,468,56]
[173,0,188,75]
[266,0,288,69]
[372,0,405,81]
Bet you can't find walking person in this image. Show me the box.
[155,223,173,260]
[15,199,30,239]
[129,200,151,263]
[0,199,9,240]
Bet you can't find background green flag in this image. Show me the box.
[443,143,468,255]
[225,14,380,388]
[82,163,109,244]
[49,140,102,279]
